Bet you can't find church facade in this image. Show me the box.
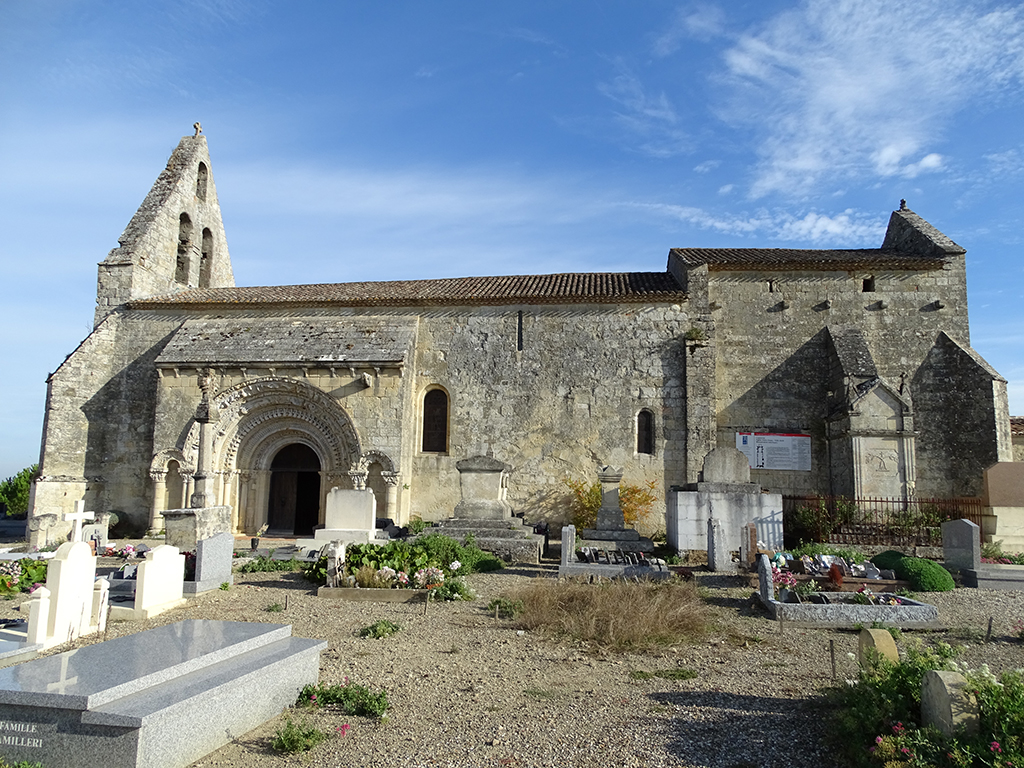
[27,134,1014,543]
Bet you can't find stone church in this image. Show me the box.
[27,133,1014,544]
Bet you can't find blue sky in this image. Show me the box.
[1,1,1022,480]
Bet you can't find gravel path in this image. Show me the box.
[2,558,1023,768]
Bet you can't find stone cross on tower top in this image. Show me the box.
[193,121,202,137]
[63,500,94,542]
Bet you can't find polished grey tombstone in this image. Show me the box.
[0,620,325,768]
[942,519,982,572]
[184,532,234,595]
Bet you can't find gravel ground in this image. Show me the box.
[2,550,1023,768]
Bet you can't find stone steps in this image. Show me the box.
[0,619,325,768]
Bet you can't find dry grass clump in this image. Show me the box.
[505,577,708,652]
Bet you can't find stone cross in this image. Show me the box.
[64,500,95,542]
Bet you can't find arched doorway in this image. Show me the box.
[267,444,321,536]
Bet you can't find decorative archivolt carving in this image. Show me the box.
[181,376,361,473]
[357,449,398,475]
[149,447,192,474]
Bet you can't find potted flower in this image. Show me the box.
[771,564,797,602]
[251,524,268,552]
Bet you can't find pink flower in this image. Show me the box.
[336,724,351,737]
[991,742,1002,753]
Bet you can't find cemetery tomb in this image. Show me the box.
[108,545,186,621]
[0,620,325,768]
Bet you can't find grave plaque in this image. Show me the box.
[0,620,325,768]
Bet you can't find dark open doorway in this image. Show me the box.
[267,444,321,536]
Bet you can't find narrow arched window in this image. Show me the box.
[422,389,448,453]
[196,162,208,201]
[199,228,213,288]
[175,213,193,284]
[637,409,655,455]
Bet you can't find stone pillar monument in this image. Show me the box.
[580,466,653,552]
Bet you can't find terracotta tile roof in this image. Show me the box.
[1011,416,1024,437]
[670,247,946,271]
[128,272,687,309]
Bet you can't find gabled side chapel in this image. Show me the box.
[27,134,1014,545]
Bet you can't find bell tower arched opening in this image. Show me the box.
[267,443,322,536]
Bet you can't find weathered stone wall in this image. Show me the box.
[407,302,691,527]
[707,262,971,496]
[95,136,233,324]
[913,333,1012,497]
[33,311,183,538]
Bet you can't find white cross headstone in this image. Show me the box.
[64,500,95,542]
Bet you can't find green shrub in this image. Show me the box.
[0,465,36,518]
[359,620,401,639]
[407,517,428,535]
[563,476,658,530]
[271,716,328,753]
[898,557,955,592]
[299,682,389,719]
[237,556,302,573]
[487,597,524,619]
[870,549,907,572]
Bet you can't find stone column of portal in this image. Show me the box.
[148,470,167,535]
[189,372,218,508]
[384,473,400,524]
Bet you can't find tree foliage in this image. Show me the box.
[562,476,658,530]
[0,465,36,518]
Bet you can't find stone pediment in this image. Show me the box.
[848,379,911,433]
[156,316,414,367]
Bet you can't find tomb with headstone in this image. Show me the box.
[428,456,543,563]
[755,554,939,627]
[108,545,186,621]
[310,487,378,545]
[0,619,325,768]
[944,517,1024,591]
[667,448,784,554]
[183,532,234,595]
[980,461,1024,550]
[23,541,108,651]
[577,466,654,553]
[161,506,231,552]
[558,525,669,579]
[706,518,731,571]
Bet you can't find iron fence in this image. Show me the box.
[782,494,985,548]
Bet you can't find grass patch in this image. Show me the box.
[298,682,389,719]
[271,716,328,753]
[358,619,402,639]
[630,668,698,681]
[237,556,303,573]
[487,597,524,619]
[504,577,709,653]
[265,602,284,613]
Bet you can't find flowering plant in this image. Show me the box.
[414,566,445,589]
[771,565,796,589]
[0,560,22,590]
[1013,618,1024,641]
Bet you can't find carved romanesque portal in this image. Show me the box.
[176,377,362,534]
[267,444,322,536]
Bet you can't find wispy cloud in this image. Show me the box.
[714,1,1024,198]
[597,63,690,157]
[630,202,886,245]
[652,4,727,55]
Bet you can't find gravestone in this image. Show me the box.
[161,506,231,552]
[184,532,234,595]
[324,540,346,588]
[453,456,513,520]
[858,628,899,665]
[666,448,784,554]
[757,554,773,605]
[942,519,981,572]
[0,620,325,768]
[306,488,376,544]
[707,518,730,571]
[739,522,757,567]
[109,545,186,621]
[921,670,979,737]
[25,541,103,650]
[63,501,94,543]
[560,525,576,569]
